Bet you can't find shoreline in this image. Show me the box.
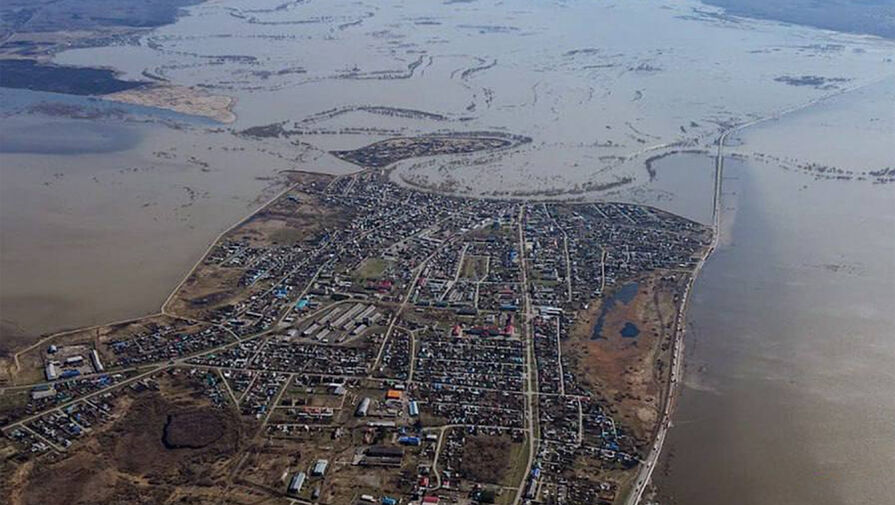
[1,167,711,504]
[622,76,891,504]
[102,85,237,124]
[622,126,725,505]
[3,171,328,372]
[2,75,887,503]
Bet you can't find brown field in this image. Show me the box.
[459,433,527,487]
[461,434,512,484]
[565,273,686,447]
[321,442,420,504]
[0,390,30,426]
[104,85,236,123]
[4,373,250,505]
[238,438,308,492]
[252,424,423,503]
[460,255,490,280]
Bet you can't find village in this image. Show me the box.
[0,169,710,505]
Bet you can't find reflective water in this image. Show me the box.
[1,2,894,501]
[592,281,640,340]
[4,0,892,339]
[655,78,895,505]
[0,106,354,339]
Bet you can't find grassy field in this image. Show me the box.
[460,255,489,280]
[354,257,390,280]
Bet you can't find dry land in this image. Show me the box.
[104,85,237,123]
[331,134,530,169]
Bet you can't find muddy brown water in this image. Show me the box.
[1,1,894,503]
[653,79,895,505]
[0,112,356,339]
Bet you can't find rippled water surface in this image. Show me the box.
[1,3,893,501]
[655,78,895,505]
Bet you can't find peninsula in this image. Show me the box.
[0,139,711,505]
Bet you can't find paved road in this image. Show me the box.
[512,204,541,505]
[623,128,726,505]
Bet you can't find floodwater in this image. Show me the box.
[1,1,894,501]
[620,322,640,338]
[52,0,894,197]
[655,78,895,505]
[4,0,892,340]
[0,117,141,155]
[0,96,357,340]
[592,281,639,340]
[620,151,717,225]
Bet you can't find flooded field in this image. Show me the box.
[0,96,357,340]
[1,1,893,501]
[4,0,892,341]
[52,0,893,197]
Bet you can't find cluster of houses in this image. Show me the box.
[107,322,232,367]
[9,375,152,455]
[6,367,234,464]
[5,171,710,505]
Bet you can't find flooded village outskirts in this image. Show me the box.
[0,135,712,505]
[2,0,894,504]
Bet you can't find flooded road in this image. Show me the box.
[1,1,894,501]
[655,79,895,505]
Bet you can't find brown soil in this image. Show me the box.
[104,85,236,124]
[106,393,240,481]
[460,435,512,484]
[163,410,228,449]
[16,393,243,505]
[21,452,118,505]
[565,274,685,446]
